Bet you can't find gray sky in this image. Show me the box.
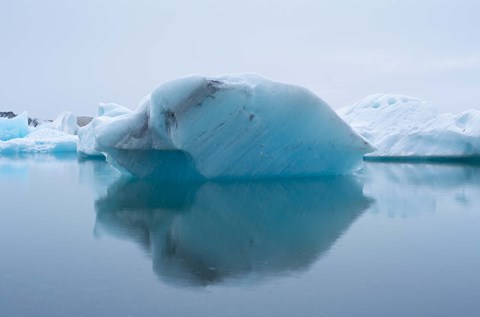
[1,0,479,118]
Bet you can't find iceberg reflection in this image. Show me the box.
[94,176,371,286]
[362,162,480,217]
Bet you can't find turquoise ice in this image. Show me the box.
[86,74,372,179]
[0,111,79,154]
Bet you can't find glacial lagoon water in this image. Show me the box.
[1,156,480,317]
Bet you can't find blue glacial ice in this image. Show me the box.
[0,112,31,141]
[85,74,372,179]
[0,111,79,154]
[338,94,480,160]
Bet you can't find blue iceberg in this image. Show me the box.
[85,74,372,179]
[0,111,78,154]
[0,112,31,141]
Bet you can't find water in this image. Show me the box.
[1,156,479,317]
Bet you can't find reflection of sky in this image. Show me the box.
[1,0,479,118]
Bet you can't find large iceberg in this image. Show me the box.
[338,94,480,160]
[85,74,372,179]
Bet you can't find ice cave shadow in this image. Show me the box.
[94,176,372,286]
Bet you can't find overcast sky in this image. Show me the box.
[1,0,479,118]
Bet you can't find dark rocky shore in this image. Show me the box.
[1,111,92,127]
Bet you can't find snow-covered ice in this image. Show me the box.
[0,127,78,154]
[0,111,78,154]
[89,74,371,179]
[338,94,480,159]
[77,103,133,157]
[47,111,79,135]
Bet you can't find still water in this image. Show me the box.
[0,156,479,317]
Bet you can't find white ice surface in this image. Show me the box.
[0,111,79,154]
[92,74,372,179]
[338,94,480,158]
[47,111,79,135]
[0,127,78,154]
[77,103,133,157]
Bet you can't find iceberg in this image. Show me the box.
[338,94,480,160]
[0,127,78,154]
[89,74,372,179]
[0,112,31,141]
[77,103,133,157]
[0,111,42,127]
[47,111,79,135]
[0,111,78,154]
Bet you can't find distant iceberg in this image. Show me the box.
[0,112,31,141]
[83,74,372,179]
[77,103,133,157]
[46,111,79,135]
[338,94,480,160]
[0,111,78,154]
[0,128,78,154]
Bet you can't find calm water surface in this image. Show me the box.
[0,156,479,317]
